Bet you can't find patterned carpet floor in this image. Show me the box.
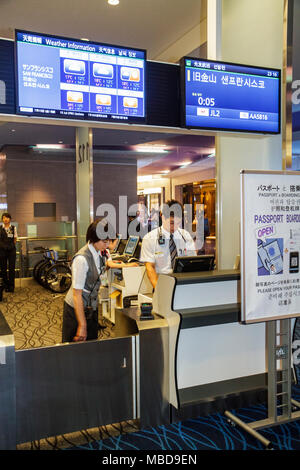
[1,281,113,349]
[63,386,300,451]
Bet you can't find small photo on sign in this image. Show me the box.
[257,238,283,276]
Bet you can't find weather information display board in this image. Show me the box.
[15,30,146,123]
[241,170,300,324]
[181,57,280,134]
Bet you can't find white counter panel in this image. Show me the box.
[173,280,239,310]
[177,321,266,389]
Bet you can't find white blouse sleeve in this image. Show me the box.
[71,255,89,290]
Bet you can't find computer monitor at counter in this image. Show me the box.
[173,255,215,273]
[117,239,127,255]
[124,236,140,256]
[112,237,141,259]
[110,236,122,254]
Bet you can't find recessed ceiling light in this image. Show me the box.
[137,175,153,183]
[34,144,64,150]
[108,0,119,5]
[179,161,192,167]
[135,146,168,154]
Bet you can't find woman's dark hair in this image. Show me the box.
[2,212,12,220]
[86,219,116,243]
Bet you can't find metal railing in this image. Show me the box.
[16,236,78,278]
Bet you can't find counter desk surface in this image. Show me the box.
[169,268,240,285]
[152,269,241,324]
[0,311,13,337]
[117,305,168,332]
[120,269,241,329]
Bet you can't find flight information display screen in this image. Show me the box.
[181,57,281,134]
[15,30,146,123]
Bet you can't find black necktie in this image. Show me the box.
[169,234,178,270]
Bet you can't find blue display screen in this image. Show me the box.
[15,30,146,123]
[182,57,281,134]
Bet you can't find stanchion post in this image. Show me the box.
[280,318,292,418]
[267,320,277,421]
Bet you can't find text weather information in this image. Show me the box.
[183,58,280,134]
[16,30,146,123]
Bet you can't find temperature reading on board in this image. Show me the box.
[16,30,146,124]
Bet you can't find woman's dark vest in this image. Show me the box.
[65,244,103,310]
[0,225,15,251]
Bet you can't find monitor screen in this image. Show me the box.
[124,236,139,256]
[118,239,127,255]
[15,30,146,123]
[110,235,122,254]
[181,57,281,134]
[173,255,215,273]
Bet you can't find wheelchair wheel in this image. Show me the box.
[36,260,52,287]
[45,262,72,293]
[33,259,46,281]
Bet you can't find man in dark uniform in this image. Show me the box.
[0,212,17,292]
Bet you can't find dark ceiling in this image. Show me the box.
[0,121,215,175]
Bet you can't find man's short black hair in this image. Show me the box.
[2,212,12,220]
[161,200,183,219]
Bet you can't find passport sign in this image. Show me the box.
[241,170,300,323]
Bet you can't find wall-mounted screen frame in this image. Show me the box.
[15,30,146,124]
[180,56,281,134]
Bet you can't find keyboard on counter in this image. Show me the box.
[111,254,144,264]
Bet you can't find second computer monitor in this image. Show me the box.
[124,236,140,257]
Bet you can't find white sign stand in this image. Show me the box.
[225,170,300,449]
[225,318,300,449]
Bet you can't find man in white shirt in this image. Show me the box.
[140,200,196,289]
